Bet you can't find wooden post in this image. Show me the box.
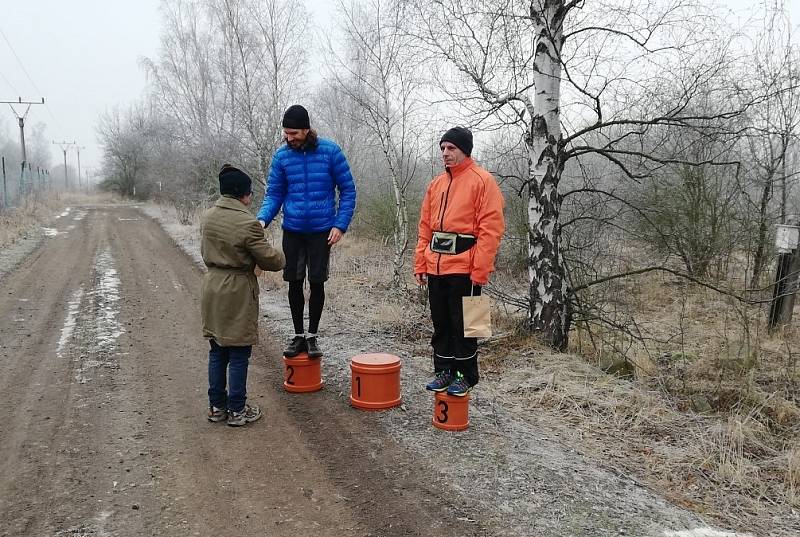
[778,247,800,327]
[769,223,800,332]
[1,156,6,209]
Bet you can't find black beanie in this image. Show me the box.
[218,164,252,198]
[282,104,310,129]
[439,126,473,157]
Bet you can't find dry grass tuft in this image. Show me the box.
[0,191,112,249]
[786,448,800,504]
[470,244,799,533]
[268,230,799,532]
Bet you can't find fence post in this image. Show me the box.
[1,156,6,209]
[769,222,800,332]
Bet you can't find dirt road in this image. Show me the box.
[0,205,493,536]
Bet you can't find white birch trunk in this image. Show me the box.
[527,1,569,349]
[391,175,409,287]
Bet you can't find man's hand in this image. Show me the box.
[328,227,344,245]
[415,273,428,286]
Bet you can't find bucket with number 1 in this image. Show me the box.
[349,353,402,410]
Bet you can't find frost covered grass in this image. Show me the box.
[323,235,799,535]
[0,191,114,249]
[140,202,795,536]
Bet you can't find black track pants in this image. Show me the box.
[427,274,479,386]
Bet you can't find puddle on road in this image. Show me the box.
[73,209,87,221]
[56,207,72,219]
[42,227,60,237]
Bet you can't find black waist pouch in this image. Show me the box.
[430,231,476,255]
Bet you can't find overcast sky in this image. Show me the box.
[0,1,796,178]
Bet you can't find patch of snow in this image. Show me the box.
[663,529,754,537]
[93,248,123,350]
[57,288,84,358]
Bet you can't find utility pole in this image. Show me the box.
[0,97,44,196]
[75,145,85,189]
[52,140,77,189]
[2,97,45,195]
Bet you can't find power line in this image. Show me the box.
[0,70,20,96]
[0,26,66,138]
[0,27,43,97]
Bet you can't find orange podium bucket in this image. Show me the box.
[350,353,402,410]
[283,353,323,393]
[432,391,470,431]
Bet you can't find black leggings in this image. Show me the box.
[288,280,325,335]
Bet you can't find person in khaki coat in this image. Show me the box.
[201,165,285,427]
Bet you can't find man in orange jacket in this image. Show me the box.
[414,127,505,396]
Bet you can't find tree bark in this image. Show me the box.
[526,1,570,350]
[751,180,772,287]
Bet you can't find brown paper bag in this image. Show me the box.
[463,294,492,338]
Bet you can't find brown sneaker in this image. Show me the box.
[207,406,227,423]
[227,404,262,427]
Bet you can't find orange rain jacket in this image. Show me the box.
[414,157,505,285]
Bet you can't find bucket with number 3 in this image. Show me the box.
[432,391,470,431]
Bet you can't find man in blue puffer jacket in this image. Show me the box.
[257,104,356,359]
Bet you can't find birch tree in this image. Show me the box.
[211,0,309,180]
[96,105,152,198]
[327,0,424,286]
[740,3,800,286]
[404,0,742,349]
[140,0,308,202]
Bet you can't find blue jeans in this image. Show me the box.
[208,339,252,413]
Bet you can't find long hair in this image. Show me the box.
[284,129,318,150]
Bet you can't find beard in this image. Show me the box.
[285,137,304,149]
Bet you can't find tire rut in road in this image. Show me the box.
[0,208,122,536]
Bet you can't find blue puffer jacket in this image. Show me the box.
[257,137,357,233]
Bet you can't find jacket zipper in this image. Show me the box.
[435,169,455,275]
[303,150,309,233]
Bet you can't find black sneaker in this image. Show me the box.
[306,337,323,359]
[284,336,307,357]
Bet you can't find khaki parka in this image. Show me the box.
[201,196,285,346]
